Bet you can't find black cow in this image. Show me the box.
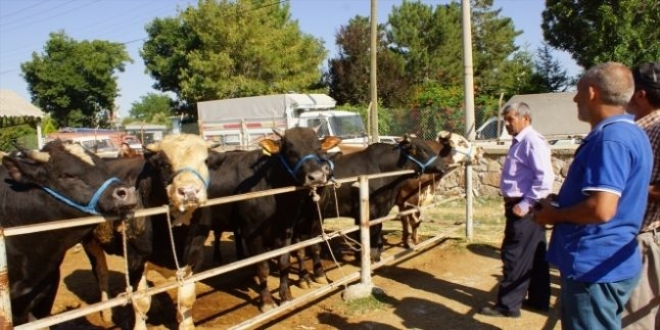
[81,133,212,330]
[205,127,340,312]
[0,140,138,326]
[294,134,449,286]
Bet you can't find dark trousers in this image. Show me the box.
[496,201,551,313]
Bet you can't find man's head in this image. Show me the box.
[574,62,634,125]
[501,102,532,137]
[628,62,660,120]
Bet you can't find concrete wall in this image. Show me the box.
[438,144,579,197]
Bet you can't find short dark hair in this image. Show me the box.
[632,62,660,107]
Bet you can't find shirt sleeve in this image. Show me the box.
[519,137,555,213]
[582,140,629,195]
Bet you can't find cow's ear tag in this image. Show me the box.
[262,148,272,156]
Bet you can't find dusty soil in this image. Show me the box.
[46,213,563,330]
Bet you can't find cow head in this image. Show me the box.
[143,134,211,225]
[397,134,446,174]
[1,140,138,215]
[437,131,483,168]
[260,127,341,186]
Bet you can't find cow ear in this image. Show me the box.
[205,150,225,170]
[2,156,45,183]
[320,136,342,151]
[259,139,280,156]
[438,131,451,140]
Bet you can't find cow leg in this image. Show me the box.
[131,264,151,330]
[370,223,384,263]
[177,267,196,330]
[278,249,294,304]
[294,244,312,289]
[212,231,223,265]
[401,212,412,249]
[82,236,113,323]
[30,268,61,321]
[410,211,423,246]
[309,243,328,284]
[247,237,276,312]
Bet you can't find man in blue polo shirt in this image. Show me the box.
[534,62,653,329]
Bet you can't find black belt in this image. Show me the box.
[503,196,523,204]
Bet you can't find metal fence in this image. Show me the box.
[0,168,462,330]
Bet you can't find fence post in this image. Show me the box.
[342,175,374,301]
[0,229,13,329]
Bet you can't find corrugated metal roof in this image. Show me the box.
[0,89,45,118]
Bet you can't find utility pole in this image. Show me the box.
[370,0,379,143]
[461,0,476,241]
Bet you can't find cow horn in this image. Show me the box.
[26,150,51,163]
[272,128,284,139]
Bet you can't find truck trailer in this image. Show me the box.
[197,93,368,148]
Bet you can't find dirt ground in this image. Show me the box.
[46,211,563,330]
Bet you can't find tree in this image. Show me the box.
[141,0,327,115]
[128,93,173,125]
[543,0,660,68]
[527,43,574,93]
[21,31,131,127]
[327,16,412,108]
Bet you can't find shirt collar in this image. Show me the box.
[585,114,635,141]
[513,125,533,144]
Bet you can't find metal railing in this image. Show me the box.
[0,168,460,330]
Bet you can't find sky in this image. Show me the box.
[0,0,581,119]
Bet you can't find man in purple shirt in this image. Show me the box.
[480,101,555,318]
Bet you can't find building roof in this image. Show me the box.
[506,92,590,137]
[0,89,45,118]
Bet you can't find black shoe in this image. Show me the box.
[480,306,521,318]
[522,300,549,312]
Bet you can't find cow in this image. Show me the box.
[81,133,212,330]
[204,127,340,312]
[397,131,482,248]
[0,140,138,326]
[292,134,448,287]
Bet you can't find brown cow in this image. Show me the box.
[398,131,482,248]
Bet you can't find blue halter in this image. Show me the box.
[169,166,210,188]
[278,153,334,183]
[405,153,438,173]
[41,177,121,215]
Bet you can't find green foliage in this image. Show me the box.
[527,43,576,93]
[0,125,37,152]
[337,103,393,136]
[21,31,132,128]
[328,16,412,108]
[403,83,499,140]
[141,0,327,115]
[41,116,58,135]
[543,0,660,68]
[128,93,173,126]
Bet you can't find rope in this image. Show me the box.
[328,181,361,251]
[121,218,133,296]
[310,189,347,288]
[164,207,186,321]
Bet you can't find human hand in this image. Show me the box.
[533,199,559,227]
[512,204,527,217]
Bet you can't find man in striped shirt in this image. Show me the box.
[623,62,660,330]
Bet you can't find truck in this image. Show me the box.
[475,92,590,145]
[197,93,368,148]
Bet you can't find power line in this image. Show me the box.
[0,0,50,20]
[1,0,102,33]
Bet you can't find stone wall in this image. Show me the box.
[438,144,579,197]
